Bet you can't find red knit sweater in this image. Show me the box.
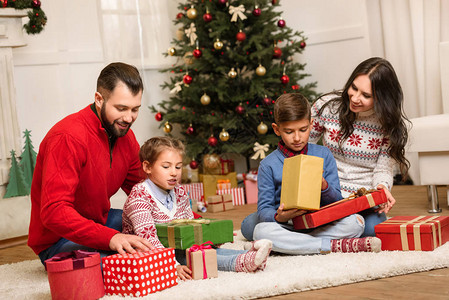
[28,105,143,254]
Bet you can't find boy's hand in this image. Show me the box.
[321,177,328,191]
[177,265,192,281]
[275,203,307,223]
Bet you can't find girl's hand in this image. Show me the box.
[275,203,307,223]
[177,265,192,281]
[375,184,396,214]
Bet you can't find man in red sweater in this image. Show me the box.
[28,62,154,264]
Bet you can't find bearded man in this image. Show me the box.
[28,62,154,264]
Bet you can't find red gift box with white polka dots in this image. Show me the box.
[102,248,178,297]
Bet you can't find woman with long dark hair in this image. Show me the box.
[310,57,410,236]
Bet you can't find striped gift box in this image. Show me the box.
[180,183,204,203]
[216,187,245,206]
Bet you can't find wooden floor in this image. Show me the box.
[1,185,449,299]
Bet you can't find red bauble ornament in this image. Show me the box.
[263,97,272,105]
[235,104,245,115]
[186,125,195,135]
[32,0,41,8]
[218,0,227,6]
[272,0,278,5]
[155,112,163,122]
[208,136,218,147]
[189,160,199,169]
[183,74,193,84]
[280,74,290,84]
[273,47,282,58]
[300,41,307,49]
[277,19,286,28]
[1,0,7,8]
[176,12,184,19]
[203,12,212,22]
[236,31,246,42]
[193,48,202,58]
[252,7,261,16]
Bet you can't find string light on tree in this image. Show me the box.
[219,128,230,141]
[163,122,173,133]
[228,68,237,78]
[208,135,218,147]
[200,93,211,105]
[256,64,266,76]
[155,112,163,122]
[257,122,268,134]
[187,6,197,19]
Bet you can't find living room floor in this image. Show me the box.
[1,185,448,299]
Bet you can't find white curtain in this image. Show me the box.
[377,0,449,118]
[97,0,172,68]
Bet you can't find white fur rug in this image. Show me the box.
[2,231,449,300]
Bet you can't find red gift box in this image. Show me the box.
[292,190,387,230]
[220,158,234,175]
[216,187,245,206]
[374,216,449,251]
[244,179,258,204]
[45,250,104,300]
[180,183,204,204]
[102,248,178,297]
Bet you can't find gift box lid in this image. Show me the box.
[156,219,233,250]
[103,248,174,261]
[375,216,449,234]
[45,250,101,273]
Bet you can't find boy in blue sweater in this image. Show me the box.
[241,93,381,254]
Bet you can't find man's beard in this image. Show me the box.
[100,103,132,138]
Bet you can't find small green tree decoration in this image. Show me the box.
[4,150,29,198]
[19,129,37,191]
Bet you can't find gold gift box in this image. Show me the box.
[280,154,323,211]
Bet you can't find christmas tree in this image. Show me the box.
[19,129,37,192]
[4,150,29,198]
[151,0,317,165]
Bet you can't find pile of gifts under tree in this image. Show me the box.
[43,154,449,298]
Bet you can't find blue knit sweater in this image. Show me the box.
[257,143,342,222]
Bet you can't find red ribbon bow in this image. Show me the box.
[188,241,214,279]
[45,250,94,271]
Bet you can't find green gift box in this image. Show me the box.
[156,219,234,250]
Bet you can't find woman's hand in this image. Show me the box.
[375,184,396,214]
[275,203,307,223]
[177,265,192,281]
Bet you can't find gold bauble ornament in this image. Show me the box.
[228,67,237,79]
[203,153,221,169]
[214,39,224,50]
[256,64,266,76]
[219,128,230,141]
[168,47,176,56]
[176,27,184,41]
[187,6,198,19]
[201,93,211,105]
[163,122,173,133]
[183,52,194,65]
[257,122,268,134]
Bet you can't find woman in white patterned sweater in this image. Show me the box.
[122,136,272,280]
[310,57,410,237]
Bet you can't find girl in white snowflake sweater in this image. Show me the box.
[122,136,272,280]
[310,57,410,237]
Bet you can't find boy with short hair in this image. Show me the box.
[241,93,381,254]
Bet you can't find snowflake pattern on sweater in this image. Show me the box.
[309,95,395,197]
[122,181,194,248]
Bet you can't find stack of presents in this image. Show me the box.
[43,154,449,298]
[181,157,258,213]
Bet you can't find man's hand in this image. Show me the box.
[275,203,307,223]
[109,233,155,255]
[177,265,192,281]
[321,177,328,191]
